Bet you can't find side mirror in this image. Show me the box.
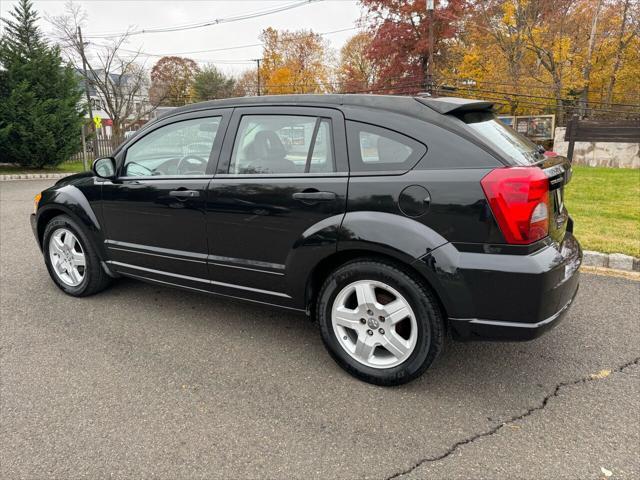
[92,157,116,179]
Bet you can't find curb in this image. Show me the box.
[583,250,639,272]
[0,173,74,182]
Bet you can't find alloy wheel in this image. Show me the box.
[331,280,418,369]
[48,228,86,287]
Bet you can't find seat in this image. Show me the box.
[243,130,295,174]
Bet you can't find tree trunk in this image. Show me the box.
[579,0,603,118]
[111,120,123,149]
[554,75,565,126]
[605,0,631,108]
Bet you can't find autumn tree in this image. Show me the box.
[259,27,332,94]
[360,0,465,94]
[522,0,587,123]
[150,56,200,106]
[193,64,236,101]
[337,32,378,93]
[234,69,258,97]
[447,1,534,114]
[601,0,639,107]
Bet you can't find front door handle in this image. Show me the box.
[292,191,336,202]
[169,190,200,198]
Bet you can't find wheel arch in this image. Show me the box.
[36,189,106,260]
[36,206,68,248]
[304,248,449,326]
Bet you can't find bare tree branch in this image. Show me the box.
[48,0,166,145]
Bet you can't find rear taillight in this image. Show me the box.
[481,167,550,244]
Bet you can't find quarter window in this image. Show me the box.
[346,121,426,173]
[229,115,334,175]
[124,117,221,177]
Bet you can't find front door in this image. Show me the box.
[206,107,349,307]
[101,110,229,289]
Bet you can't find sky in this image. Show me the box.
[0,0,364,75]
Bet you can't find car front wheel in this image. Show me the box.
[43,215,111,296]
[316,259,444,386]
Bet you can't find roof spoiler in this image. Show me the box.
[415,96,495,115]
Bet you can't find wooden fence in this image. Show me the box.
[564,116,640,162]
[68,127,121,164]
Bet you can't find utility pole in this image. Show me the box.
[254,58,261,96]
[426,0,435,94]
[77,26,99,166]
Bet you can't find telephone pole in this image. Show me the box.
[77,26,99,165]
[254,58,261,96]
[427,0,435,94]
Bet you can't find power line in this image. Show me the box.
[94,26,358,60]
[438,77,640,100]
[440,84,640,110]
[82,0,322,39]
[433,89,639,116]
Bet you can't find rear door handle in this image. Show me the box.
[292,191,336,202]
[169,190,200,198]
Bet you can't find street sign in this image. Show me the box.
[93,116,102,129]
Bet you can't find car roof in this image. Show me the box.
[160,94,495,120]
[115,94,501,159]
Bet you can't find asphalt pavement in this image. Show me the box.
[1,179,639,479]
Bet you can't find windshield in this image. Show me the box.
[458,111,543,165]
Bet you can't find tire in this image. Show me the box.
[316,259,444,386]
[42,215,112,297]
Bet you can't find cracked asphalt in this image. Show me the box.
[2,180,639,480]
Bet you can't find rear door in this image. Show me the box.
[101,110,230,287]
[205,106,348,306]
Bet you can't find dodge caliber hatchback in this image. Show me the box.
[31,95,582,385]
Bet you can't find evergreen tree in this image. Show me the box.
[0,0,84,167]
[193,65,237,101]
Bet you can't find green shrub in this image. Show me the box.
[0,0,84,167]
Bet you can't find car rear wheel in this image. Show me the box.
[316,259,444,386]
[43,215,111,297]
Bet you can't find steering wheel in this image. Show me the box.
[176,155,208,175]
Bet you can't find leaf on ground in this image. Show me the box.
[590,369,612,380]
[600,466,613,477]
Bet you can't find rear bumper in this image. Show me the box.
[448,283,578,341]
[415,232,582,342]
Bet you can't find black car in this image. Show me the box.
[31,95,581,386]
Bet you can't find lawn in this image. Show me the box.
[0,161,87,175]
[565,165,640,258]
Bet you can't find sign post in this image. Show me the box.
[80,124,88,171]
[426,0,435,94]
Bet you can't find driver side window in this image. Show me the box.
[124,116,221,177]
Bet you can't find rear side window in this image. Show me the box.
[346,121,426,173]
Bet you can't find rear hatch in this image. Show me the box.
[455,108,572,245]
